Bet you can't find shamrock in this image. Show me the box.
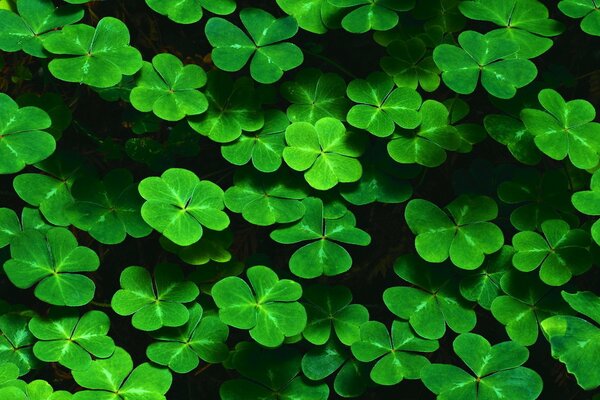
[147,303,229,373]
[138,168,230,247]
[3,228,99,306]
[421,333,543,400]
[160,229,233,266]
[404,195,504,269]
[275,0,343,34]
[29,309,115,370]
[433,30,537,98]
[302,284,369,346]
[130,54,208,121]
[484,114,542,165]
[541,291,600,390]
[512,219,591,286]
[221,110,288,173]
[0,207,51,249]
[559,0,600,36]
[145,0,236,24]
[491,270,571,346]
[346,72,422,137]
[281,68,350,124]
[220,342,329,400]
[111,264,199,332]
[211,265,307,347]
[380,38,440,92]
[329,0,415,33]
[387,100,461,167]
[205,8,303,83]
[521,89,600,169]
[224,168,308,226]
[271,197,371,278]
[283,117,366,190]
[459,0,564,58]
[0,93,54,175]
[72,347,172,400]
[0,313,39,375]
[0,0,83,57]
[43,17,143,88]
[17,93,72,139]
[188,72,264,143]
[384,255,476,339]
[4,380,73,400]
[66,169,151,245]
[572,169,600,245]
[351,320,438,385]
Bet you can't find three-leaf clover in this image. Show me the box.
[380,38,441,92]
[0,313,39,375]
[147,303,229,373]
[138,168,230,247]
[433,30,537,98]
[405,195,504,269]
[559,0,600,36]
[329,0,415,33]
[271,197,371,278]
[130,53,208,121]
[72,347,172,400]
[3,228,100,306]
[43,17,143,88]
[421,333,543,400]
[111,263,199,331]
[572,169,600,245]
[0,93,54,175]
[521,89,600,169]
[384,254,477,339]
[0,0,83,57]
[0,207,50,249]
[145,0,235,24]
[211,265,307,347]
[283,117,366,190]
[205,8,303,83]
[512,219,591,286]
[29,309,115,370]
[346,72,422,137]
[351,320,438,385]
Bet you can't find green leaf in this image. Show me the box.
[0,207,20,248]
[0,93,54,175]
[380,38,441,92]
[559,0,600,36]
[3,228,99,306]
[17,93,72,139]
[43,17,143,88]
[572,169,600,245]
[145,0,236,24]
[138,168,229,246]
[521,89,600,169]
[404,195,504,269]
[484,114,542,165]
[211,265,306,347]
[0,313,40,375]
[329,0,415,33]
[111,264,199,331]
[160,229,233,266]
[275,0,343,34]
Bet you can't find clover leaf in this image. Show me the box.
[29,309,115,370]
[43,17,143,88]
[283,117,366,190]
[66,169,151,245]
[160,229,233,266]
[351,320,438,385]
[572,169,600,245]
[329,0,415,33]
[541,291,600,390]
[281,68,350,124]
[130,54,208,121]
[521,89,600,169]
[405,195,504,269]
[72,347,172,400]
[275,0,343,34]
[0,313,39,375]
[211,265,306,347]
[111,264,199,332]
[0,93,54,175]
[224,168,308,226]
[3,228,99,306]
[147,303,229,373]
[459,0,564,58]
[421,333,543,400]
[145,0,235,24]
[0,362,20,391]
[188,71,264,143]
[0,0,83,57]
[5,380,73,400]
[380,38,440,92]
[384,254,477,339]
[302,284,369,346]
[559,0,600,36]
[387,100,461,167]
[433,30,537,98]
[512,219,591,286]
[0,208,51,250]
[17,93,72,139]
[205,8,303,83]
[271,197,371,278]
[346,72,422,137]
[484,114,542,165]
[138,168,229,247]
